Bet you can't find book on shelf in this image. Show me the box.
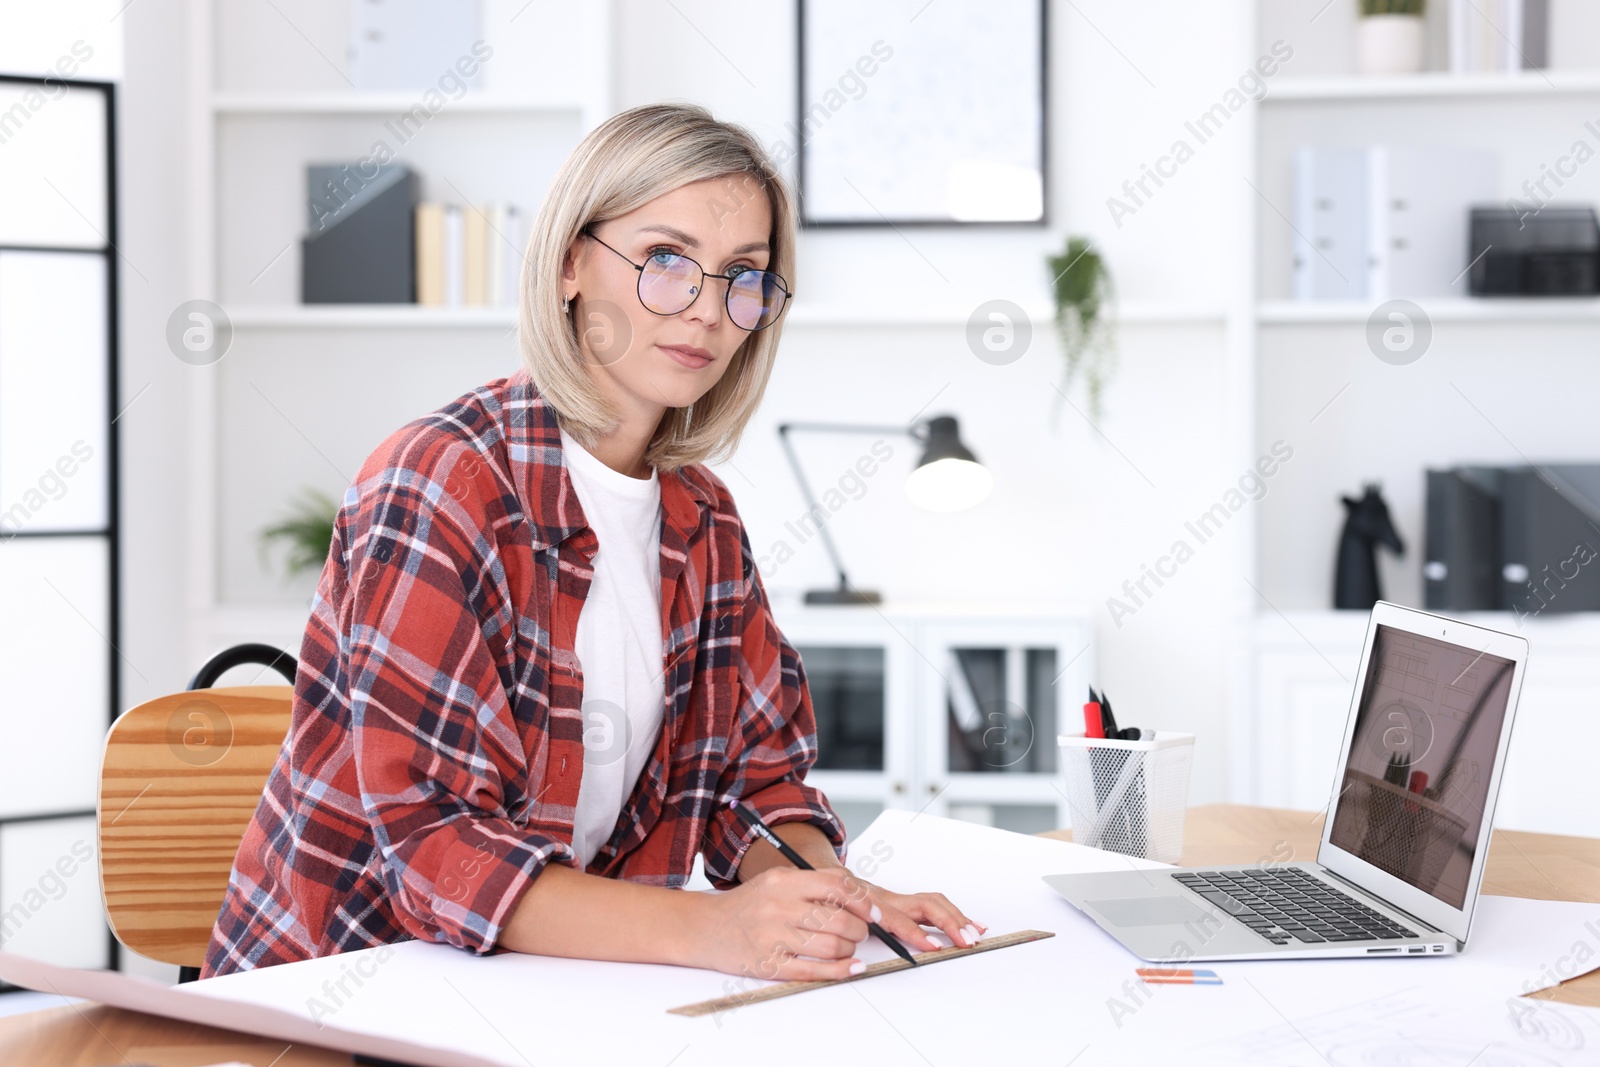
[1449,0,1547,73]
[463,206,487,306]
[489,204,523,307]
[415,202,444,306]
[301,163,418,304]
[442,204,463,307]
[413,201,523,309]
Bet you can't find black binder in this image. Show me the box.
[1424,467,1503,611]
[1500,464,1600,615]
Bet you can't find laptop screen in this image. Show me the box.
[1327,623,1516,910]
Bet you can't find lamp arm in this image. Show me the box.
[775,421,911,593]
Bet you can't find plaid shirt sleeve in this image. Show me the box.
[699,526,848,887]
[340,444,578,954]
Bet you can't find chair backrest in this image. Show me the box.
[98,685,292,969]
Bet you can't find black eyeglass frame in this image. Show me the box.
[579,226,794,332]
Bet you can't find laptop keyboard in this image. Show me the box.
[1171,868,1419,946]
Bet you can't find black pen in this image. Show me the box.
[727,799,919,966]
[1100,688,1121,738]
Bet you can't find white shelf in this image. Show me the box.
[226,303,1228,330]
[210,92,586,116]
[229,305,518,328]
[1257,298,1600,324]
[786,300,1227,328]
[1266,69,1600,102]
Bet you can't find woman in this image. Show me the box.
[204,103,981,982]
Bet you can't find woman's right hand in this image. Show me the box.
[693,866,878,981]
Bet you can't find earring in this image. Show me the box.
[562,294,570,314]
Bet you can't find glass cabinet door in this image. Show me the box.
[774,608,1093,840]
[775,606,915,844]
[918,617,1092,835]
[944,646,1060,775]
[792,643,891,841]
[800,645,885,772]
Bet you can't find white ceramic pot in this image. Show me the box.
[1356,14,1426,75]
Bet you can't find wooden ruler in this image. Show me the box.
[667,928,1055,1017]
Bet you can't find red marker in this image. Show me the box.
[1083,700,1105,739]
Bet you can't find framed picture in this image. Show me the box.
[796,0,1048,227]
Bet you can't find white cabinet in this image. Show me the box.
[1250,611,1600,839]
[772,604,1093,841]
[1248,613,1367,814]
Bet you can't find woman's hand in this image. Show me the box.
[696,866,878,981]
[856,881,987,954]
[691,864,988,981]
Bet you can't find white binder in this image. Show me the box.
[1293,147,1369,301]
[1365,146,1498,301]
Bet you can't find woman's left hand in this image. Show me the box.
[850,879,987,953]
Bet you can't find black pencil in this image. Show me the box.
[728,799,919,966]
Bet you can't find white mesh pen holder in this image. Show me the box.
[1058,732,1195,863]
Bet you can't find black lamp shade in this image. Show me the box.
[906,415,992,512]
[915,415,979,468]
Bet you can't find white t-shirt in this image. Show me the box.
[559,429,667,868]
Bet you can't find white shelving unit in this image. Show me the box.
[1237,3,1600,835]
[1264,69,1600,100]
[226,305,520,329]
[183,0,612,666]
[211,93,596,115]
[1257,299,1600,323]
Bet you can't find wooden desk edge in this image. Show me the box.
[1043,802,1600,1008]
[3,803,1597,1065]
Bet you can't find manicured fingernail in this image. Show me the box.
[869,904,882,923]
[849,960,866,976]
[964,924,981,943]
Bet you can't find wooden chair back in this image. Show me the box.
[98,686,292,968]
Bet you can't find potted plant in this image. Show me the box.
[1357,0,1426,75]
[1044,235,1117,421]
[260,487,339,579]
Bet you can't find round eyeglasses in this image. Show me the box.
[580,227,792,332]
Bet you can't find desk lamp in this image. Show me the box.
[776,415,992,604]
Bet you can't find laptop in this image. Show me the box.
[1044,601,1529,960]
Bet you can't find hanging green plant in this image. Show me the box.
[1360,0,1424,15]
[260,487,339,578]
[1044,235,1117,421]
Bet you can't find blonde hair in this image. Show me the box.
[518,103,796,472]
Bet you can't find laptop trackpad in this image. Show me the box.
[1088,897,1213,927]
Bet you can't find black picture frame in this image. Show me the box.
[0,72,121,988]
[796,0,1050,229]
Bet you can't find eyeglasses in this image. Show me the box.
[580,227,792,332]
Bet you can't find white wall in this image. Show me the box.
[614,0,1256,805]
[117,0,201,985]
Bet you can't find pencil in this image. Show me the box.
[728,799,919,967]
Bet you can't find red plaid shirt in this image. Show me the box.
[203,370,844,977]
